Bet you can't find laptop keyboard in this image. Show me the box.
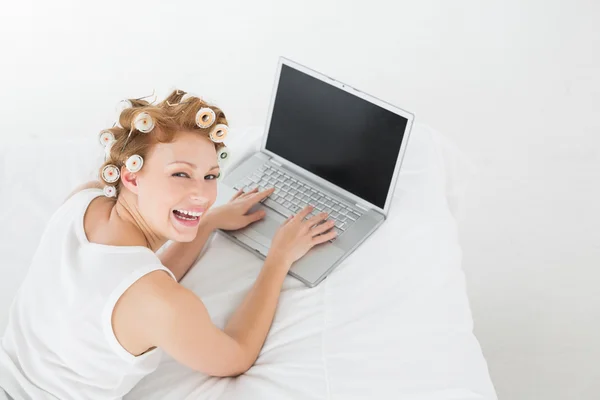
[233,162,364,239]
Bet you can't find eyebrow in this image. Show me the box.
[168,161,220,170]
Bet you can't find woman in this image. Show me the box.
[0,90,336,400]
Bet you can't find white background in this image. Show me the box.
[1,1,598,399]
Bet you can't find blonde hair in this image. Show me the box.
[99,90,228,197]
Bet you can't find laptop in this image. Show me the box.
[215,57,414,287]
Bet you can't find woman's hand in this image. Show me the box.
[205,187,275,231]
[266,205,337,267]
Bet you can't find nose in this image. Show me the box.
[190,185,210,204]
[190,191,204,203]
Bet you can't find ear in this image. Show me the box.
[120,167,139,195]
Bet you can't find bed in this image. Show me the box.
[0,123,497,399]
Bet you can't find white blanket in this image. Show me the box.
[0,124,496,399]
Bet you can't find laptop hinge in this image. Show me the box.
[270,158,282,166]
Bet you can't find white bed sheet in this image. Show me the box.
[0,123,496,399]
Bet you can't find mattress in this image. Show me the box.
[0,123,496,399]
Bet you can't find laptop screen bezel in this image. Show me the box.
[260,57,415,217]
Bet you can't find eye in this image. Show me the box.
[205,174,218,180]
[172,172,190,178]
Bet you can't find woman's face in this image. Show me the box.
[132,130,220,243]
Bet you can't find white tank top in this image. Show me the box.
[0,188,176,400]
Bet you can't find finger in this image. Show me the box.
[293,205,314,222]
[283,215,294,225]
[230,188,245,201]
[248,187,275,202]
[246,209,267,223]
[242,187,260,196]
[311,229,337,245]
[310,218,335,236]
[305,211,329,227]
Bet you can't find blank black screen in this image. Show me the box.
[265,64,409,209]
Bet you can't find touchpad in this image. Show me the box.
[247,211,285,237]
[240,203,286,244]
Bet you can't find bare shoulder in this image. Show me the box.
[112,270,181,357]
[113,269,249,376]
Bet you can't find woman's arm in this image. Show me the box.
[112,206,331,377]
[158,216,215,281]
[116,255,290,377]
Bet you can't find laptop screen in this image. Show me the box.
[265,64,409,209]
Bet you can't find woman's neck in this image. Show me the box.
[112,190,166,252]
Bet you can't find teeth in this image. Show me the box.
[175,209,204,217]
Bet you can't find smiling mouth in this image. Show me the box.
[173,209,203,221]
